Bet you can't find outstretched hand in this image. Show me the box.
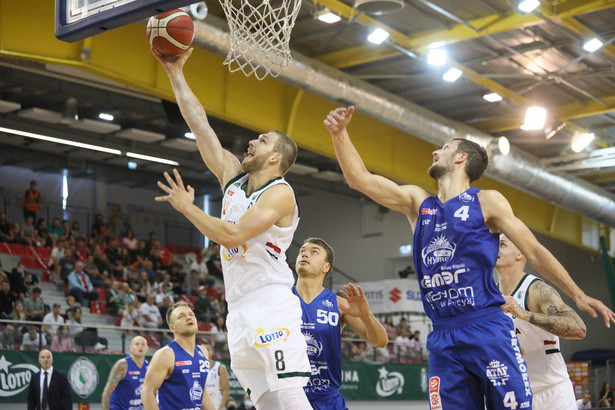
[155,169,195,214]
[151,47,194,74]
[324,106,355,135]
[575,294,615,328]
[338,283,370,318]
[501,295,525,319]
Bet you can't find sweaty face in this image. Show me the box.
[171,306,197,336]
[242,133,277,173]
[295,243,329,277]
[428,141,457,181]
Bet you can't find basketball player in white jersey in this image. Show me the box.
[153,48,312,410]
[496,234,587,410]
[201,344,230,410]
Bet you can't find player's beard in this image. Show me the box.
[242,151,268,173]
[428,156,453,181]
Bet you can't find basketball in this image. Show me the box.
[147,9,194,56]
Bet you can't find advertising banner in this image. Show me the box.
[335,278,424,314]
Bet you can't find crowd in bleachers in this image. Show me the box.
[1,192,426,362]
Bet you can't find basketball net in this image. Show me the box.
[220,0,302,80]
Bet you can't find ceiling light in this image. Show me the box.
[518,0,540,13]
[427,49,447,66]
[483,92,503,102]
[126,152,179,166]
[521,106,547,130]
[367,28,389,45]
[128,161,138,170]
[582,38,603,53]
[442,68,462,83]
[317,9,341,24]
[99,112,114,121]
[498,136,510,156]
[185,132,196,140]
[571,132,595,153]
[0,126,122,155]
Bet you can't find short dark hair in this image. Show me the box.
[452,138,488,183]
[302,237,335,276]
[32,286,41,294]
[271,130,298,175]
[166,301,190,326]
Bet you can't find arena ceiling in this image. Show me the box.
[1,0,615,239]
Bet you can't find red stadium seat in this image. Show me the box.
[95,288,106,301]
[90,300,106,314]
[198,322,213,332]
[11,244,25,255]
[144,334,161,349]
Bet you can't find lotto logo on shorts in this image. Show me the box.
[254,327,289,348]
[429,377,442,410]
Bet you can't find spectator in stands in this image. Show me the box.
[35,218,51,247]
[94,252,113,278]
[47,217,64,244]
[67,261,99,308]
[158,295,174,329]
[0,259,6,281]
[149,247,165,275]
[12,299,27,337]
[211,315,228,353]
[42,303,65,339]
[19,216,40,246]
[121,282,136,305]
[65,306,106,350]
[134,240,149,266]
[182,269,202,296]
[139,260,156,281]
[50,325,74,352]
[145,231,158,256]
[23,180,41,221]
[203,276,221,301]
[392,327,412,361]
[0,211,14,243]
[167,255,185,295]
[23,271,39,296]
[577,392,592,409]
[127,268,140,291]
[24,286,45,321]
[0,279,15,318]
[123,228,138,258]
[21,325,46,351]
[84,254,106,289]
[136,271,153,301]
[205,243,223,280]
[121,300,141,331]
[194,286,216,324]
[91,213,110,243]
[395,317,409,336]
[58,248,77,285]
[60,220,74,244]
[599,382,613,407]
[9,261,28,299]
[349,342,371,362]
[382,315,397,339]
[409,330,422,360]
[64,295,76,319]
[189,254,209,279]
[157,273,173,293]
[155,282,176,305]
[49,239,66,276]
[106,280,125,317]
[0,324,15,349]
[71,221,87,243]
[139,293,162,330]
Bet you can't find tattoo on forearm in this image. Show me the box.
[526,282,586,338]
[102,359,126,409]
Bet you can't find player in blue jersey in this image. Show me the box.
[141,301,215,410]
[324,106,615,410]
[102,335,149,410]
[293,237,388,410]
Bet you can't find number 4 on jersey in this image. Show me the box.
[454,205,470,221]
[503,391,518,409]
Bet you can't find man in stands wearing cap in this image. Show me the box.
[42,303,65,340]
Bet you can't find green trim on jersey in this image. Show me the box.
[277,371,311,379]
[223,172,247,193]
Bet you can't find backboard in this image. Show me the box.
[55,0,195,42]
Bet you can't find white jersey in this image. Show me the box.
[206,361,222,408]
[509,274,573,394]
[220,173,298,303]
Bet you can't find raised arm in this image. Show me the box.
[501,280,586,339]
[156,169,295,249]
[325,106,428,220]
[101,358,127,410]
[481,189,615,327]
[338,284,388,348]
[142,347,173,410]
[153,49,242,187]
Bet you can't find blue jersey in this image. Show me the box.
[158,340,209,410]
[109,356,148,410]
[292,286,346,408]
[413,187,504,321]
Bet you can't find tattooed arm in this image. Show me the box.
[502,280,587,339]
[102,358,127,410]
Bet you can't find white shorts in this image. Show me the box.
[226,284,310,403]
[532,379,577,410]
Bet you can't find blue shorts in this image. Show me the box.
[308,389,348,410]
[427,307,532,410]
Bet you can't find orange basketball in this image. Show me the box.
[147,9,194,56]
